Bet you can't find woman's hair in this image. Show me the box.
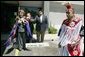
[18,9,26,16]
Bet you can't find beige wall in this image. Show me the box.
[19,1,43,7]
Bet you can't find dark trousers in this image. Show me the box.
[16,32,26,49]
[36,31,45,42]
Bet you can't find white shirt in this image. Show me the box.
[40,15,43,23]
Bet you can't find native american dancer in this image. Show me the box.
[58,2,84,56]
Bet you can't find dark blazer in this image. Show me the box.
[35,15,48,32]
[79,25,84,37]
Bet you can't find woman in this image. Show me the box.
[5,9,32,51]
[26,13,35,43]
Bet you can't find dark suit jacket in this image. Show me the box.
[35,15,48,32]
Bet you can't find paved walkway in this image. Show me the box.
[2,34,60,56]
[3,41,59,56]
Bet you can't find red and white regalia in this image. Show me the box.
[58,16,84,56]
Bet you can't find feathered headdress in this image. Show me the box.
[62,2,74,12]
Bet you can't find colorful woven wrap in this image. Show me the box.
[4,21,32,47]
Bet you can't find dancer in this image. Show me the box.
[58,2,83,56]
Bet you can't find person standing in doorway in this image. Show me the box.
[35,9,48,42]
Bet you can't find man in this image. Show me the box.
[80,25,84,37]
[35,10,48,42]
[79,25,84,56]
[57,2,83,56]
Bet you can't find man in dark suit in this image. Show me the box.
[35,10,48,42]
